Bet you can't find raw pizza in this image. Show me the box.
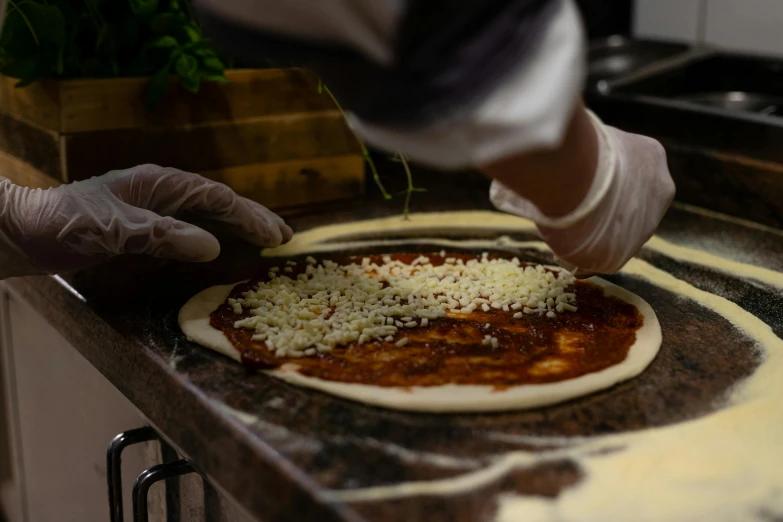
[179,252,661,412]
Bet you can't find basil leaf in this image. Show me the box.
[193,48,218,59]
[55,44,64,74]
[200,72,227,83]
[24,3,66,46]
[146,35,178,50]
[179,72,200,93]
[146,64,170,108]
[130,0,159,17]
[2,54,38,79]
[174,53,197,79]
[0,9,36,55]
[182,24,200,43]
[201,56,223,72]
[149,12,180,34]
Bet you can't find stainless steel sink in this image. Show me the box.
[673,92,783,116]
[587,36,693,88]
[587,50,783,162]
[606,53,783,115]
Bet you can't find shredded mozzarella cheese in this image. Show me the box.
[230,254,577,358]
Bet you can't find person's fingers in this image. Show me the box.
[281,223,294,244]
[247,197,294,244]
[226,195,287,247]
[573,269,599,279]
[113,166,292,247]
[553,255,577,273]
[121,214,221,262]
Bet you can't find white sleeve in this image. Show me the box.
[193,0,404,66]
[196,0,585,170]
[349,0,586,168]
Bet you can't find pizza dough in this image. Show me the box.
[179,276,661,412]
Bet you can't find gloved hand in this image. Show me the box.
[0,165,293,278]
[490,112,675,275]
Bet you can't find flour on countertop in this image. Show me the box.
[264,211,783,522]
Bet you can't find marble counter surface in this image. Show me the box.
[7,171,783,522]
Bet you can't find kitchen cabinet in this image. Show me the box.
[0,284,255,522]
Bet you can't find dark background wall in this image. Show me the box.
[574,0,634,39]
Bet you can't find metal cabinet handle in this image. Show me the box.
[107,427,159,522]
[133,460,197,522]
[107,427,185,522]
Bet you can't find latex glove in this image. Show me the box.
[490,112,675,275]
[0,165,293,278]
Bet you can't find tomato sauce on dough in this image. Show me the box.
[210,253,643,389]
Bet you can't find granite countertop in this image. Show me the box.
[6,170,783,522]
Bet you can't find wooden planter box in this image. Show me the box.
[0,69,365,211]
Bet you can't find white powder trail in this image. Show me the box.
[264,211,783,521]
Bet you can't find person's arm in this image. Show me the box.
[193,0,583,171]
[490,111,675,275]
[482,101,598,220]
[193,0,675,274]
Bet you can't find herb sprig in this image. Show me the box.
[319,81,425,218]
